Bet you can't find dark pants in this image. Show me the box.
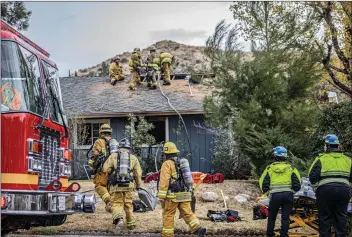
[267,192,293,237]
[316,184,350,237]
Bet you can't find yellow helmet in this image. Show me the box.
[163,142,180,154]
[99,124,112,134]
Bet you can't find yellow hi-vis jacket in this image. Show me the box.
[146,54,161,71]
[103,148,143,192]
[88,135,111,168]
[259,161,302,194]
[129,52,141,72]
[309,151,352,188]
[159,52,174,65]
[157,159,192,202]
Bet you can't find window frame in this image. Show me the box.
[74,119,110,149]
[1,39,45,117]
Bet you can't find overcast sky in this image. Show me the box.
[24,2,234,76]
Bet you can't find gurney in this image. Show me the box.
[253,177,352,237]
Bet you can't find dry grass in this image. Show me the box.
[28,180,273,235]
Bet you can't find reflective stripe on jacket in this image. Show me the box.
[159,52,174,65]
[129,53,141,72]
[157,159,191,202]
[309,152,352,188]
[259,161,301,194]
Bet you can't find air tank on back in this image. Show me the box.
[179,158,194,188]
[119,151,130,182]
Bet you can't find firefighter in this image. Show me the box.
[109,56,125,85]
[145,46,160,89]
[157,142,206,237]
[103,138,143,233]
[259,146,302,237]
[128,48,142,90]
[87,124,114,213]
[159,51,174,85]
[309,134,352,237]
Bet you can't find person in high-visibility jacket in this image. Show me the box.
[109,56,125,85]
[145,46,160,89]
[128,48,142,90]
[259,146,302,237]
[157,142,206,237]
[159,51,174,85]
[87,124,114,213]
[309,134,352,237]
[103,138,143,233]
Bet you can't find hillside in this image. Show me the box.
[75,40,211,77]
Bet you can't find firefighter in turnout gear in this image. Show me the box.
[88,124,114,213]
[128,48,142,90]
[145,46,160,89]
[109,56,125,85]
[103,138,143,233]
[259,146,302,237]
[159,51,174,85]
[309,134,352,237]
[157,142,206,237]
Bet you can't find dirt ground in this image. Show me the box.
[28,180,271,235]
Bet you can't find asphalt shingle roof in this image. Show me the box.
[60,76,210,116]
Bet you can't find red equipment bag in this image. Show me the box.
[214,173,224,183]
[203,174,214,184]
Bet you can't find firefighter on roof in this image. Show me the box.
[88,124,114,213]
[159,51,174,86]
[309,134,352,237]
[145,46,160,89]
[109,56,125,85]
[157,142,206,237]
[259,146,301,237]
[128,48,142,90]
[103,138,143,234]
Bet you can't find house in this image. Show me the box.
[60,76,216,179]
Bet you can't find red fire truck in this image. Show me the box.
[1,20,96,235]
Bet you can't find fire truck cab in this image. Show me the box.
[1,20,96,235]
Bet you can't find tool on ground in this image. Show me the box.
[221,189,227,209]
[137,187,158,211]
[207,210,241,222]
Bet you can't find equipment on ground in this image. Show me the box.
[207,210,241,222]
[137,187,158,211]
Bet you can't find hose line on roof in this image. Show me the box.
[157,74,192,160]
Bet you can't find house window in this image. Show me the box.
[146,117,169,144]
[75,119,110,149]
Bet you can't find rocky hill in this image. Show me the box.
[75,40,211,77]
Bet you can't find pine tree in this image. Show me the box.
[1,2,32,31]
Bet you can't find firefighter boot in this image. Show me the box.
[196,227,206,237]
[113,218,124,234]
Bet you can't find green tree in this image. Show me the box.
[1,1,32,31]
[205,15,321,173]
[124,114,156,174]
[100,61,109,77]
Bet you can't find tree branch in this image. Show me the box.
[329,64,349,74]
[323,2,350,71]
[323,44,352,97]
[339,2,352,21]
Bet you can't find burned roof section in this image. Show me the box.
[60,76,211,117]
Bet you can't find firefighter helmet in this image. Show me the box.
[113,56,121,62]
[133,48,141,53]
[99,124,112,134]
[323,134,339,145]
[272,146,288,158]
[150,46,156,52]
[163,142,180,154]
[119,138,131,149]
